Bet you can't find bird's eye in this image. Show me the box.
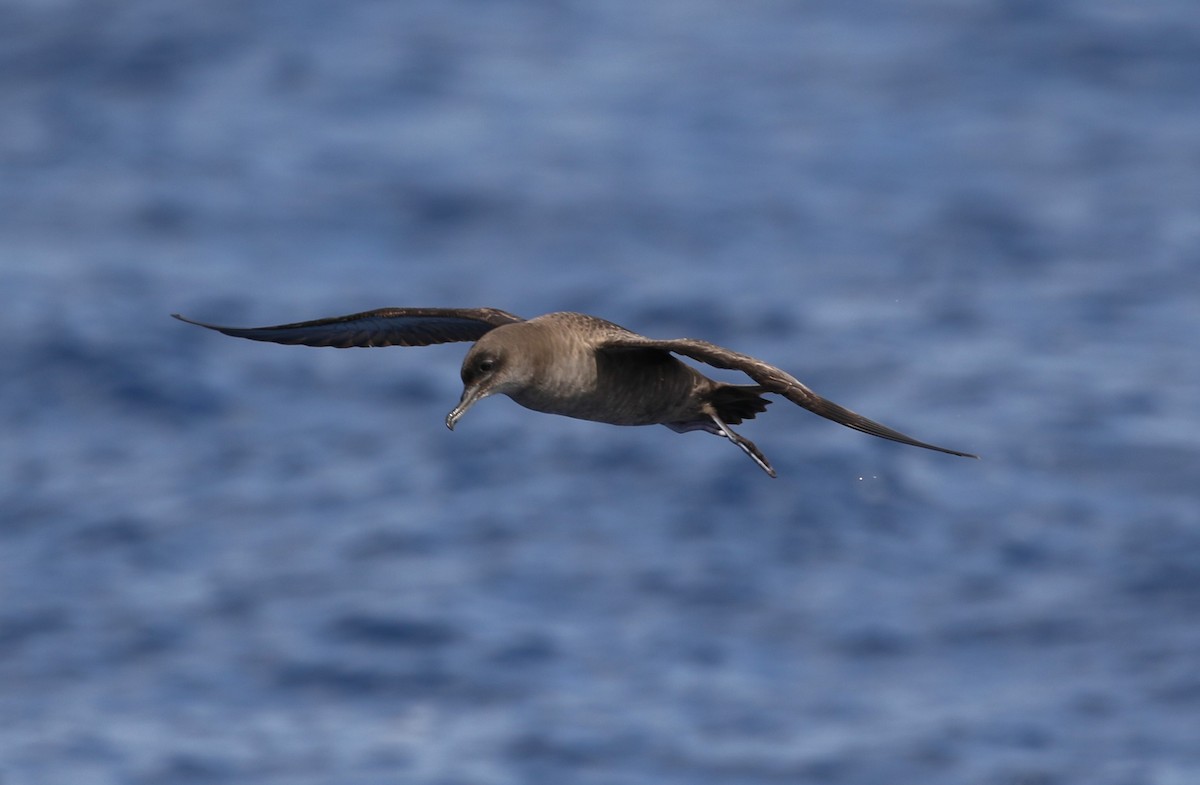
[478,359,495,373]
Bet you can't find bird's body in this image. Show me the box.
[173,307,976,477]
[472,313,739,426]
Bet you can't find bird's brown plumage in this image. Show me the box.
[173,307,977,476]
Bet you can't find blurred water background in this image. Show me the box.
[2,1,1199,783]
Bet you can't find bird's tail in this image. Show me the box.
[706,384,770,425]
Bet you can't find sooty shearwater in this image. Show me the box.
[173,308,977,477]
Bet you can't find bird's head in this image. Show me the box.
[445,334,526,430]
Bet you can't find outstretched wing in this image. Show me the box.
[172,307,525,348]
[600,335,977,459]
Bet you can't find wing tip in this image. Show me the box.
[894,438,978,460]
[171,313,223,331]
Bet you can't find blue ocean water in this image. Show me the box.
[2,2,1199,783]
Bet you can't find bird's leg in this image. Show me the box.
[706,407,776,478]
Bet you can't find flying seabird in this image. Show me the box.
[172,308,977,477]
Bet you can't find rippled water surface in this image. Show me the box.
[3,2,1199,783]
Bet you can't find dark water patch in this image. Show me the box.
[831,624,914,658]
[15,331,226,422]
[341,529,439,560]
[629,297,729,338]
[1118,517,1200,599]
[997,537,1052,570]
[792,755,854,784]
[507,730,649,770]
[1066,690,1118,719]
[137,751,240,785]
[0,497,68,536]
[330,614,461,648]
[487,633,559,668]
[380,373,443,404]
[275,660,455,697]
[0,607,68,648]
[67,515,194,574]
[1148,673,1200,708]
[937,615,1090,647]
[72,516,151,548]
[403,186,509,233]
[566,438,660,476]
[635,568,763,610]
[985,767,1062,785]
[135,197,194,236]
[113,619,190,661]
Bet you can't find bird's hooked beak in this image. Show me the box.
[445,382,486,430]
